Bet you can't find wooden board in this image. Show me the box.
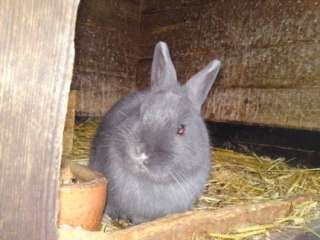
[269,219,320,240]
[0,0,79,239]
[73,0,141,116]
[59,195,316,240]
[63,90,78,158]
[203,87,320,131]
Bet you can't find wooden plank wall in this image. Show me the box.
[0,0,79,239]
[139,0,320,131]
[73,0,142,116]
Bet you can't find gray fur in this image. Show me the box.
[90,41,221,224]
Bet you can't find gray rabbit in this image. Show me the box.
[89,42,221,224]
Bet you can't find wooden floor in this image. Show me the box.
[269,219,320,240]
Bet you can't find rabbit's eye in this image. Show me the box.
[176,124,186,136]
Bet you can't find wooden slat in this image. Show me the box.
[63,90,78,158]
[0,0,79,239]
[59,196,316,240]
[203,87,320,131]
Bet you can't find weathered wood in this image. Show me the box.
[204,87,320,131]
[142,0,210,15]
[59,195,316,240]
[0,0,79,239]
[74,0,141,117]
[269,219,320,240]
[63,90,78,158]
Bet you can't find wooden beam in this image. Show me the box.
[59,195,315,240]
[0,0,80,239]
[63,90,78,158]
[203,87,320,131]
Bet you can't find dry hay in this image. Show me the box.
[198,148,320,239]
[198,148,320,210]
[68,120,320,238]
[69,119,100,161]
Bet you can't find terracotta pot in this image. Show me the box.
[58,162,107,231]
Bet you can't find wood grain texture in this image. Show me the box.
[63,90,78,158]
[58,195,316,240]
[203,87,320,130]
[73,0,141,117]
[0,0,79,239]
[139,0,320,130]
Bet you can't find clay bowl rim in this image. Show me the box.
[61,163,108,189]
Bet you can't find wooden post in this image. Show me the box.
[0,0,80,240]
[63,90,78,158]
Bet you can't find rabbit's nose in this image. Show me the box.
[133,144,149,164]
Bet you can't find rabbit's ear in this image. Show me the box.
[185,60,221,111]
[151,42,178,90]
